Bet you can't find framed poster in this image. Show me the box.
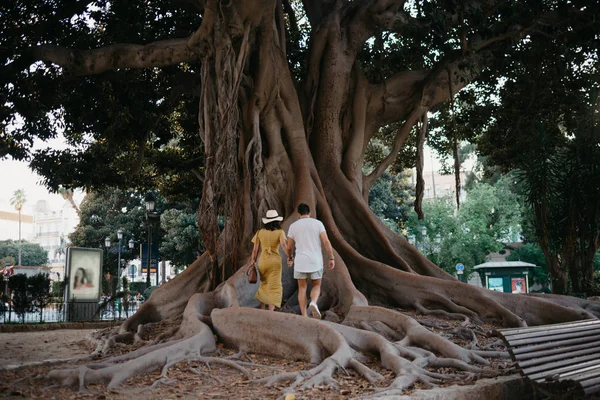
[511,277,526,294]
[66,247,102,302]
[488,277,504,292]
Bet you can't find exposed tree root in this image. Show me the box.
[47,320,216,389]
[209,307,506,395]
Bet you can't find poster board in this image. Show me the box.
[488,277,504,292]
[511,277,526,294]
[66,247,102,302]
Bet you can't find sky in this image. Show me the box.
[0,135,83,215]
[0,127,464,218]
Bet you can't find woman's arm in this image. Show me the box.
[250,240,260,265]
[280,232,289,257]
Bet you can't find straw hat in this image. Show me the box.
[262,209,283,224]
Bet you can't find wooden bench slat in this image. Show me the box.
[514,341,600,362]
[512,335,599,356]
[499,319,600,397]
[498,319,600,337]
[501,324,600,342]
[519,345,600,368]
[560,364,600,380]
[581,376,600,394]
[524,354,600,378]
[561,368,600,386]
[530,359,600,381]
[583,381,600,395]
[508,329,600,347]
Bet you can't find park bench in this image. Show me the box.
[496,319,600,398]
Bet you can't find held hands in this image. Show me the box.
[328,258,335,270]
[287,257,293,268]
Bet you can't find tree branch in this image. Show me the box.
[5,38,199,78]
[344,0,409,54]
[366,55,481,129]
[363,106,425,192]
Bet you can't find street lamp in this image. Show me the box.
[128,239,135,283]
[145,192,156,289]
[117,229,123,291]
[408,234,416,247]
[103,237,111,295]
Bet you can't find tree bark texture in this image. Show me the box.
[29,0,600,394]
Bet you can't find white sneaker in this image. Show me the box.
[309,302,321,319]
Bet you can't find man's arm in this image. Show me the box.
[287,237,295,267]
[319,231,335,270]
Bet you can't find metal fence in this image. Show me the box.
[0,301,141,324]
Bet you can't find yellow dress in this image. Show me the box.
[252,229,285,307]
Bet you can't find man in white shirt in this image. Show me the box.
[287,203,335,319]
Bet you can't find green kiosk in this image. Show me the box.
[474,261,537,294]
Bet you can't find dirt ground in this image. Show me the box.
[0,312,514,400]
[0,330,95,367]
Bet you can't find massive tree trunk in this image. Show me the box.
[32,0,600,394]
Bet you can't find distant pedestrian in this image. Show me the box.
[287,203,335,319]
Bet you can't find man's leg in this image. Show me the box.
[308,278,322,319]
[310,278,321,305]
[297,278,308,316]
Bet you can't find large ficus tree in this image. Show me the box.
[3,0,600,394]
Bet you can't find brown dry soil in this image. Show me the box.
[0,310,515,399]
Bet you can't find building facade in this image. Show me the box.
[31,200,79,280]
[0,210,34,241]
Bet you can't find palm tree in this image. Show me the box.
[10,189,26,266]
[58,186,81,216]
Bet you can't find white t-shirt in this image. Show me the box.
[287,217,326,273]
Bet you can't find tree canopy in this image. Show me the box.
[71,187,201,276]
[404,178,522,277]
[2,0,600,396]
[0,240,48,266]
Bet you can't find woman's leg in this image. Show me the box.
[261,303,266,310]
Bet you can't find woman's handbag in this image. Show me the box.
[246,263,258,284]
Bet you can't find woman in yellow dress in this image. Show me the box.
[249,210,289,311]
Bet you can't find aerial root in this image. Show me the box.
[415,303,471,323]
[151,377,177,388]
[47,319,217,389]
[344,306,508,365]
[98,331,134,355]
[189,365,225,384]
[348,359,384,383]
[133,321,161,344]
[195,356,252,378]
[226,351,254,363]
[255,357,355,390]
[359,320,401,341]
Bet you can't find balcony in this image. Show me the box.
[35,231,61,237]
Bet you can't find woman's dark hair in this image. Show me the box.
[264,221,281,231]
[297,203,310,215]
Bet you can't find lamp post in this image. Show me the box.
[128,239,135,284]
[145,192,156,289]
[3,261,10,298]
[117,229,123,291]
[104,236,111,295]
